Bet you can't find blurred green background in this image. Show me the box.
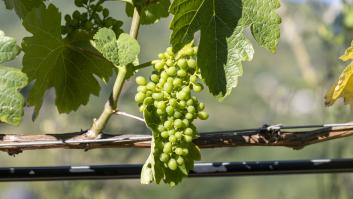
[1,0,353,198]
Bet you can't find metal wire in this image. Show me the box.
[0,158,353,181]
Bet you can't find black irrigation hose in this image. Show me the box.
[0,158,353,181]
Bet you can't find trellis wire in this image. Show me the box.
[0,158,352,181]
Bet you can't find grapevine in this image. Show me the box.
[135,43,208,186]
[61,0,122,36]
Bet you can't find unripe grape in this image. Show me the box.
[184,128,193,136]
[178,100,186,108]
[175,131,182,140]
[139,104,146,112]
[146,82,156,90]
[187,59,197,68]
[198,111,209,120]
[198,102,205,111]
[160,71,168,79]
[160,153,169,163]
[177,59,188,69]
[167,66,177,76]
[173,78,182,87]
[185,47,194,56]
[134,92,145,103]
[168,159,178,170]
[156,108,164,115]
[177,156,184,165]
[183,119,189,127]
[193,47,198,54]
[185,112,193,122]
[187,106,196,113]
[190,75,197,83]
[168,129,175,136]
[166,106,174,116]
[136,76,147,85]
[163,142,172,153]
[143,97,153,105]
[152,93,163,100]
[182,148,189,156]
[169,99,178,107]
[177,69,187,77]
[174,111,182,119]
[174,119,183,129]
[166,59,174,67]
[158,53,165,59]
[164,120,173,129]
[154,62,164,71]
[158,125,165,132]
[193,83,203,92]
[169,135,177,142]
[137,86,147,93]
[161,131,169,138]
[184,135,193,143]
[150,74,159,83]
[175,148,183,155]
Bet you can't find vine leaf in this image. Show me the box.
[0,66,28,126]
[141,105,164,185]
[0,31,21,64]
[125,0,170,25]
[22,4,114,116]
[117,33,140,66]
[4,0,45,19]
[325,41,353,106]
[170,0,281,98]
[92,28,140,66]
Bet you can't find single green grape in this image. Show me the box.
[160,153,169,163]
[184,128,193,136]
[134,92,145,103]
[177,58,188,69]
[136,76,147,85]
[177,156,184,165]
[187,59,197,68]
[168,159,178,170]
[175,148,183,156]
[163,142,172,153]
[198,111,209,120]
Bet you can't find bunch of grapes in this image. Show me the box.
[135,44,208,173]
[61,0,122,36]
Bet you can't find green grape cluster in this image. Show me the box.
[61,0,122,36]
[135,44,208,174]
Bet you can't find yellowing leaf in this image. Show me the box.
[339,41,353,61]
[325,41,353,106]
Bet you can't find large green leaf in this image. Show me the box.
[4,0,45,19]
[92,28,140,66]
[125,0,170,25]
[22,4,114,115]
[170,0,281,98]
[0,31,21,63]
[0,66,28,126]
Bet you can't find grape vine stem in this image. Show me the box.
[1,124,353,155]
[88,7,141,138]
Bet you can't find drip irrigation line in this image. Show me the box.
[0,158,353,181]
